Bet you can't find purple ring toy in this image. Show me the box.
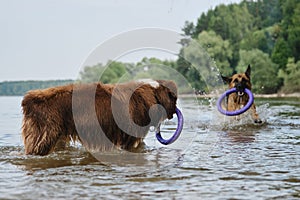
[217,88,254,116]
[156,107,183,145]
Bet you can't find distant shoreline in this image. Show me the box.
[1,79,299,98]
[1,93,300,98]
[255,93,300,98]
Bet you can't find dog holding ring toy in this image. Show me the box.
[219,65,262,124]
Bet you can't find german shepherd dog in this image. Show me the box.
[221,65,262,124]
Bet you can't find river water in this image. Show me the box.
[0,96,299,199]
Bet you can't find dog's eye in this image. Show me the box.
[168,91,176,99]
[241,78,248,84]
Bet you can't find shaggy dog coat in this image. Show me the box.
[22,80,178,155]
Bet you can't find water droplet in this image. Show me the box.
[149,126,155,132]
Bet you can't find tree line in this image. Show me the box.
[179,0,300,94]
[80,0,300,94]
[0,80,73,96]
[2,0,299,95]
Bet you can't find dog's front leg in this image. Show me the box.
[250,104,262,124]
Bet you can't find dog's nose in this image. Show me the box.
[236,83,244,92]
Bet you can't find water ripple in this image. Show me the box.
[0,97,300,199]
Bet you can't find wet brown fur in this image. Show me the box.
[221,65,262,123]
[22,80,178,156]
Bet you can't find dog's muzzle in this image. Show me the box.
[235,83,245,96]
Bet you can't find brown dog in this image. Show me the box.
[221,65,262,124]
[21,80,178,156]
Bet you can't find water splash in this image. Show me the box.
[203,102,270,132]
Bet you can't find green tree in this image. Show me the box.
[182,21,195,37]
[278,57,300,93]
[201,4,253,43]
[243,0,282,28]
[196,30,233,75]
[240,26,275,55]
[133,57,177,80]
[287,2,300,61]
[79,61,127,83]
[175,48,203,90]
[79,64,104,83]
[271,37,291,69]
[181,36,224,91]
[192,3,253,67]
[280,0,300,62]
[237,49,281,94]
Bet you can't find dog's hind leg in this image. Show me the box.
[54,135,71,151]
[22,118,63,156]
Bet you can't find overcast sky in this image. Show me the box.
[0,0,241,81]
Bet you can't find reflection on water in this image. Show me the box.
[0,96,300,199]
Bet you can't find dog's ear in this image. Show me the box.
[231,70,237,76]
[221,75,232,84]
[245,64,251,78]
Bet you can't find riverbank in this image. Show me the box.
[255,92,300,98]
[180,92,300,98]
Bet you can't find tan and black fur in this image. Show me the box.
[221,65,262,123]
